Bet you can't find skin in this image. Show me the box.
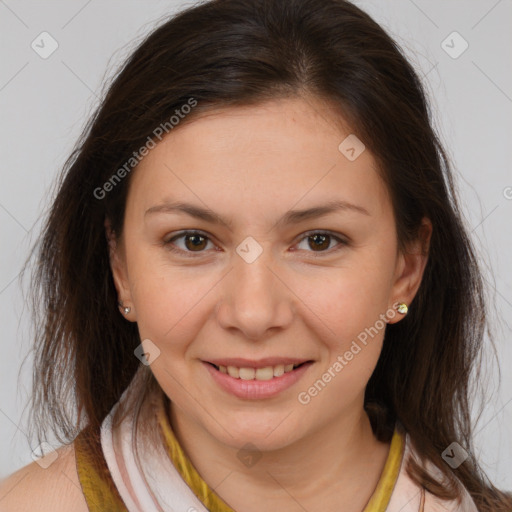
[109,95,431,512]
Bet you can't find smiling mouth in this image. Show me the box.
[206,361,311,381]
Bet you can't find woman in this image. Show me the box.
[1,0,510,511]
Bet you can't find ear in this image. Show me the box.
[105,218,136,320]
[387,217,432,324]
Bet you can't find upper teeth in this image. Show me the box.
[217,363,300,380]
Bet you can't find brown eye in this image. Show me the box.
[183,233,208,251]
[165,231,214,255]
[308,234,331,251]
[295,231,347,254]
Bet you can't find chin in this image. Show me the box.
[208,414,303,451]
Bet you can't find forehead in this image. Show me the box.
[126,97,390,221]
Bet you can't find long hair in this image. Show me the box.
[22,0,511,509]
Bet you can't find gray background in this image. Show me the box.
[1,0,511,491]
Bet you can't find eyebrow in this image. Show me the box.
[144,199,370,228]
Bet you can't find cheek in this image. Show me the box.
[296,256,395,343]
[127,250,219,350]
[290,250,395,393]
[294,273,388,413]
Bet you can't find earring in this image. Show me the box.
[397,302,408,315]
[118,301,131,315]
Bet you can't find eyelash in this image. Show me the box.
[163,230,348,258]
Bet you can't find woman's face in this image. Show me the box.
[110,96,428,450]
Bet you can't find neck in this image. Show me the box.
[167,399,390,507]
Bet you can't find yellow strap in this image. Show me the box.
[74,425,128,511]
[156,401,237,512]
[363,426,405,511]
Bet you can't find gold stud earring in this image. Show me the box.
[397,302,408,315]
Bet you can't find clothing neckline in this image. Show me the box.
[156,393,405,512]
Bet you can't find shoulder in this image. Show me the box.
[423,488,478,511]
[420,470,478,512]
[387,432,478,512]
[0,443,89,512]
[418,444,478,511]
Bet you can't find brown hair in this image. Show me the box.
[22,0,511,509]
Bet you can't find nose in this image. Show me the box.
[215,244,294,341]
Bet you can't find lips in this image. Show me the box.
[205,357,311,369]
[203,357,312,381]
[207,361,307,380]
[203,359,313,399]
